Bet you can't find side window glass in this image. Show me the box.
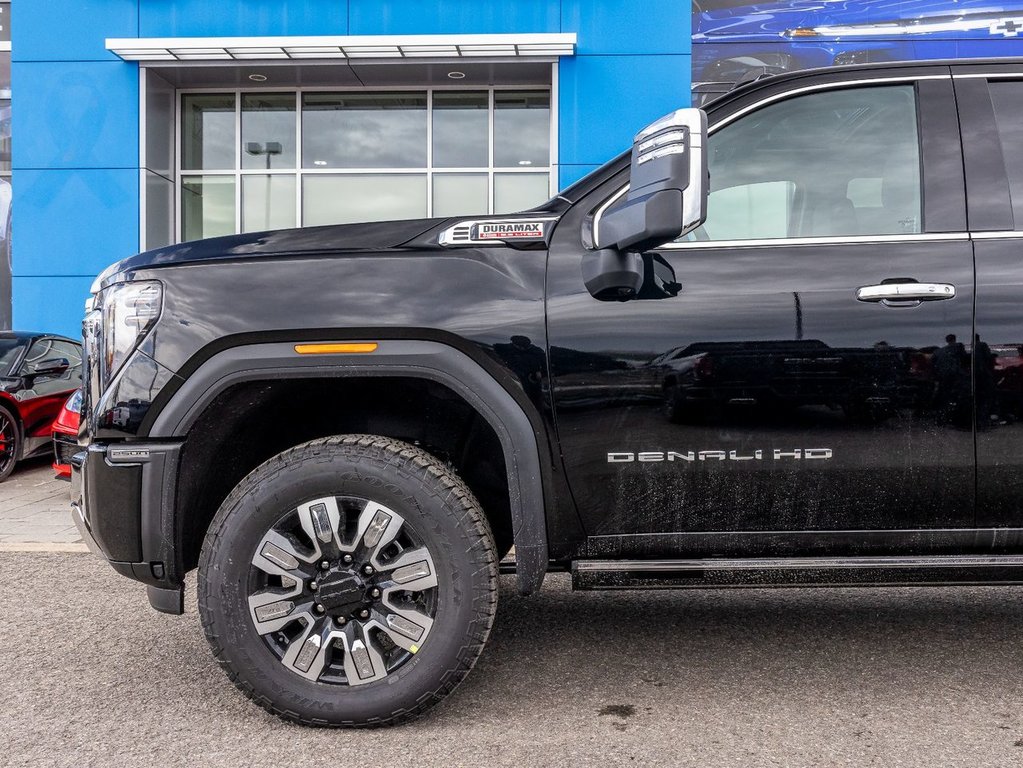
[680,85,922,242]
[51,341,83,379]
[989,81,1023,229]
[20,338,55,373]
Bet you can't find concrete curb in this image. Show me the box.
[0,542,89,553]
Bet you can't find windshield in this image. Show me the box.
[0,338,26,376]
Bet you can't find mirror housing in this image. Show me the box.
[594,108,708,254]
[581,249,645,301]
[26,357,70,379]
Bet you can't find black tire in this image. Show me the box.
[0,404,20,482]
[198,434,499,727]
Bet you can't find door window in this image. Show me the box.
[989,80,1023,229]
[680,85,922,242]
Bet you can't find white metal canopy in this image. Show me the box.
[106,33,576,62]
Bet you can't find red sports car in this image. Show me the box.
[0,331,83,481]
[51,389,82,479]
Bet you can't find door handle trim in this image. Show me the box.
[856,282,956,303]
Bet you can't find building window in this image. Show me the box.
[178,87,552,241]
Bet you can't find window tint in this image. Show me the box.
[22,338,55,370]
[681,85,921,242]
[50,340,82,369]
[989,81,1023,230]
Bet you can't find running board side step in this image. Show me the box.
[571,555,1023,590]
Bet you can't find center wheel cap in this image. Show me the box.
[315,571,366,615]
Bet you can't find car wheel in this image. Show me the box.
[0,404,20,481]
[198,434,499,727]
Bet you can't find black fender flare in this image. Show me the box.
[148,339,549,594]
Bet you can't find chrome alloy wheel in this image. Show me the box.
[247,496,438,686]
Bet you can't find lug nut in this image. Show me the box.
[359,609,370,619]
[342,554,353,564]
[335,616,347,626]
[314,604,325,614]
[309,580,319,591]
[370,588,381,599]
[320,560,330,571]
[363,565,374,576]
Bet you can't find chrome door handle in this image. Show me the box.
[856,282,956,303]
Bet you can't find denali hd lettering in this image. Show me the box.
[73,59,1023,729]
[606,449,833,462]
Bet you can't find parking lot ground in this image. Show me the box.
[0,457,83,549]
[1,551,1022,768]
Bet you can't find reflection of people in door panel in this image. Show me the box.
[932,334,968,425]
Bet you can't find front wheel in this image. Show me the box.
[198,435,499,727]
[0,404,20,481]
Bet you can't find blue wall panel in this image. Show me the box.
[557,53,690,188]
[13,61,138,170]
[139,0,349,37]
[350,0,560,35]
[559,163,602,189]
[562,0,689,55]
[14,0,136,62]
[13,169,139,276]
[13,276,95,335]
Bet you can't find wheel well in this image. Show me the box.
[175,376,512,572]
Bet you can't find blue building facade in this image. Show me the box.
[10,1,692,337]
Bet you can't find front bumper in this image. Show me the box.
[71,441,185,614]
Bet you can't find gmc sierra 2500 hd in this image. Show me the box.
[73,59,1023,727]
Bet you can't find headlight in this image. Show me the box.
[65,389,83,415]
[98,281,162,385]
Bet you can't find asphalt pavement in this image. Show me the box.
[2,551,1022,767]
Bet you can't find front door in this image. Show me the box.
[546,72,975,555]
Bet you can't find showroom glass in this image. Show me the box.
[182,177,235,241]
[241,93,296,170]
[433,92,488,168]
[182,94,236,171]
[302,93,427,168]
[494,91,550,168]
[679,85,921,242]
[242,175,296,232]
[178,88,551,240]
[989,80,1023,230]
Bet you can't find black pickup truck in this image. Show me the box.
[73,59,1023,727]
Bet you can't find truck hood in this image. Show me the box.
[96,217,441,288]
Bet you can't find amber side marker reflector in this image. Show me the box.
[294,342,379,355]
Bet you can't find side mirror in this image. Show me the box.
[598,108,708,252]
[585,108,708,299]
[26,357,70,378]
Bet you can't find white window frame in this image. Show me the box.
[174,82,557,243]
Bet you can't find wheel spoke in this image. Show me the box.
[372,603,433,653]
[251,530,314,578]
[340,622,388,686]
[355,502,405,564]
[248,590,312,634]
[281,619,334,681]
[381,547,437,592]
[297,497,343,556]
